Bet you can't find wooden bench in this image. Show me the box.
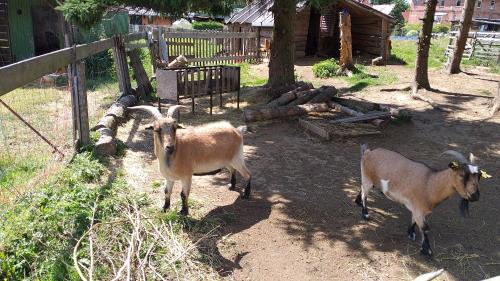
[156,65,241,115]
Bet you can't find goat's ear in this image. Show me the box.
[145,125,154,130]
[469,153,477,164]
[480,170,492,179]
[449,161,460,170]
[176,123,185,129]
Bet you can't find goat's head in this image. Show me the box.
[128,105,183,157]
[442,150,491,216]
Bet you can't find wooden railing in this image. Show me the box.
[160,29,260,65]
[446,31,500,62]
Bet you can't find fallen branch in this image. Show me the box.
[328,101,390,127]
[329,112,391,124]
[266,83,313,107]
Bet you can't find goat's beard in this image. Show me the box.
[459,199,470,217]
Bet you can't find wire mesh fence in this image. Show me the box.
[0,50,121,205]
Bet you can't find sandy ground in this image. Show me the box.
[115,61,500,281]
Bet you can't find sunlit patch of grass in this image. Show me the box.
[391,38,448,69]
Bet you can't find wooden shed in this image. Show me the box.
[226,0,395,60]
[0,0,129,67]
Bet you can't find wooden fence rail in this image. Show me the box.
[446,31,500,62]
[160,29,260,66]
[0,32,147,96]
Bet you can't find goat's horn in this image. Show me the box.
[166,105,184,119]
[441,150,468,164]
[127,105,163,119]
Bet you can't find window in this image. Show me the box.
[490,0,495,9]
[440,0,445,5]
[456,0,462,6]
[477,0,482,8]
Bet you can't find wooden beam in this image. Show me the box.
[164,31,258,39]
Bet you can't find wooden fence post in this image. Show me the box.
[339,10,354,73]
[113,35,132,95]
[380,19,388,63]
[75,61,90,147]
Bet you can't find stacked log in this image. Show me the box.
[244,82,337,122]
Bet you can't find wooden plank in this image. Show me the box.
[330,112,390,123]
[190,55,256,63]
[76,61,90,147]
[380,19,388,60]
[125,32,147,42]
[299,118,330,140]
[76,37,114,60]
[0,48,72,95]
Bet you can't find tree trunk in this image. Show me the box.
[413,0,438,90]
[339,10,354,72]
[446,0,477,74]
[268,0,296,88]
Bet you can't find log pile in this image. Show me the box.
[93,94,137,155]
[244,83,337,122]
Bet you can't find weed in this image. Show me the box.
[312,59,340,78]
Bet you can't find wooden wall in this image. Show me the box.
[351,16,390,59]
[294,7,311,58]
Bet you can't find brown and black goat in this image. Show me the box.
[356,144,491,256]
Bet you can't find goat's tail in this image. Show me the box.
[360,144,369,158]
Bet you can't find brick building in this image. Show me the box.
[404,0,500,25]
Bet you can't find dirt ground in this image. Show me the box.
[116,60,500,281]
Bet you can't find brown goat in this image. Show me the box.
[356,144,491,256]
[128,105,251,216]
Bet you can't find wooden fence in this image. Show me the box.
[0,32,148,151]
[446,31,500,62]
[158,28,260,66]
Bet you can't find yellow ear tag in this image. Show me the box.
[480,170,492,179]
[450,161,459,169]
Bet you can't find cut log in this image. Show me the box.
[288,88,322,106]
[167,55,188,69]
[93,94,138,155]
[244,103,330,122]
[267,81,307,101]
[332,97,379,112]
[266,83,313,107]
[372,56,385,66]
[308,86,337,104]
[95,128,117,155]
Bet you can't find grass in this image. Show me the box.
[344,64,398,92]
[391,37,448,69]
[234,62,268,87]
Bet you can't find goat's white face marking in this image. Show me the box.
[380,179,390,194]
[468,165,478,174]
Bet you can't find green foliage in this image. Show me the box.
[462,58,500,74]
[0,156,45,191]
[432,23,450,33]
[390,0,410,28]
[192,21,224,31]
[312,59,340,78]
[0,152,106,280]
[406,30,419,37]
[391,38,448,68]
[57,0,240,28]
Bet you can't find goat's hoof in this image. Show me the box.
[241,193,250,199]
[420,247,433,257]
[362,213,370,220]
[408,232,416,241]
[229,185,236,191]
[179,209,189,216]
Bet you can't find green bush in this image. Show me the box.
[432,23,450,33]
[312,59,340,78]
[406,30,419,37]
[192,21,224,31]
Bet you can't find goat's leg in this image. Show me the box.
[162,179,175,212]
[360,182,373,220]
[228,167,236,191]
[231,160,251,199]
[407,216,417,241]
[179,178,192,216]
[415,213,432,256]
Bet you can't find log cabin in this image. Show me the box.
[226,0,395,61]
